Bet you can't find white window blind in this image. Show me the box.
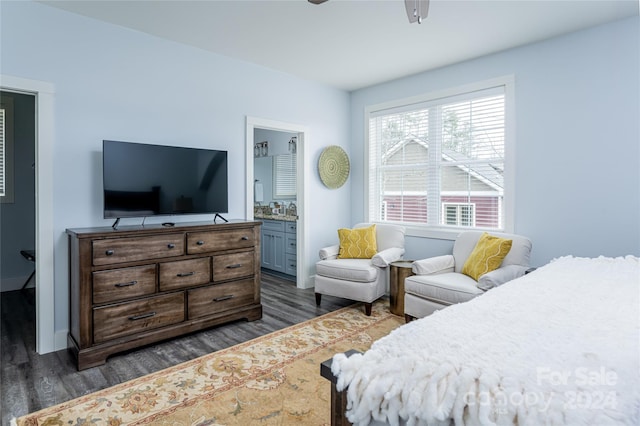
[0,108,5,197]
[368,84,507,232]
[274,154,297,198]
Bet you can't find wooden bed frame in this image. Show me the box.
[321,349,360,426]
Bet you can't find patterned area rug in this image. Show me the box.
[14,301,403,425]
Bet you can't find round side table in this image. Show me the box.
[389,260,414,316]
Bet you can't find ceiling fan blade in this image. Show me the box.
[404,0,430,24]
[308,0,329,4]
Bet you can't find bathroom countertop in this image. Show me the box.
[254,213,298,222]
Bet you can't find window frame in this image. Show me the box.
[364,76,515,240]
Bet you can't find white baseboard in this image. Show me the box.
[54,329,68,352]
[303,274,316,290]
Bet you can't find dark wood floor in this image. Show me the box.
[0,271,354,424]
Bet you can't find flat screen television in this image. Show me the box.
[103,140,228,220]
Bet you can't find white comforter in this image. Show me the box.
[332,256,640,426]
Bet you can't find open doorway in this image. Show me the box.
[1,90,36,293]
[0,91,37,353]
[1,75,56,354]
[245,117,311,289]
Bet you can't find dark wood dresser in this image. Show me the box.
[66,221,262,370]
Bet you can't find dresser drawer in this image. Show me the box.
[92,264,157,304]
[213,251,254,282]
[159,257,211,291]
[93,234,185,266]
[187,228,255,254]
[188,278,255,319]
[93,292,184,344]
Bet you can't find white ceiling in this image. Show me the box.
[42,0,639,91]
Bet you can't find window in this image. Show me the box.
[0,108,5,197]
[273,153,296,198]
[443,203,475,227]
[0,95,14,204]
[366,78,512,235]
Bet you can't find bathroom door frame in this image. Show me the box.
[1,74,57,353]
[245,116,310,288]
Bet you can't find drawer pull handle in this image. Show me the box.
[226,263,242,269]
[241,236,249,241]
[115,280,138,288]
[105,250,114,256]
[129,311,156,321]
[290,243,296,246]
[213,295,234,302]
[177,272,195,277]
[196,240,205,246]
[167,243,176,249]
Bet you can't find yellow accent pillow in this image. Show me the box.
[337,225,378,259]
[462,233,513,281]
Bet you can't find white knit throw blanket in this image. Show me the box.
[332,256,640,426]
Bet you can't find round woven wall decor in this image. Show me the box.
[318,145,350,189]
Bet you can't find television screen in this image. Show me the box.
[103,140,228,219]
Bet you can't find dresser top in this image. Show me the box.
[66,220,262,238]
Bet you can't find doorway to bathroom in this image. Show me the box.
[245,117,309,289]
[253,129,298,279]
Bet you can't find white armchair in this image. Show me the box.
[315,223,406,315]
[404,231,532,320]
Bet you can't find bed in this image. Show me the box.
[330,255,640,426]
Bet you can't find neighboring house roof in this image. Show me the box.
[441,149,503,192]
[383,138,503,193]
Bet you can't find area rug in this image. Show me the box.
[13,301,403,426]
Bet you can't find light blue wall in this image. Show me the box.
[350,17,640,267]
[0,1,351,333]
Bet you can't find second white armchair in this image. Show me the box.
[404,231,532,321]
